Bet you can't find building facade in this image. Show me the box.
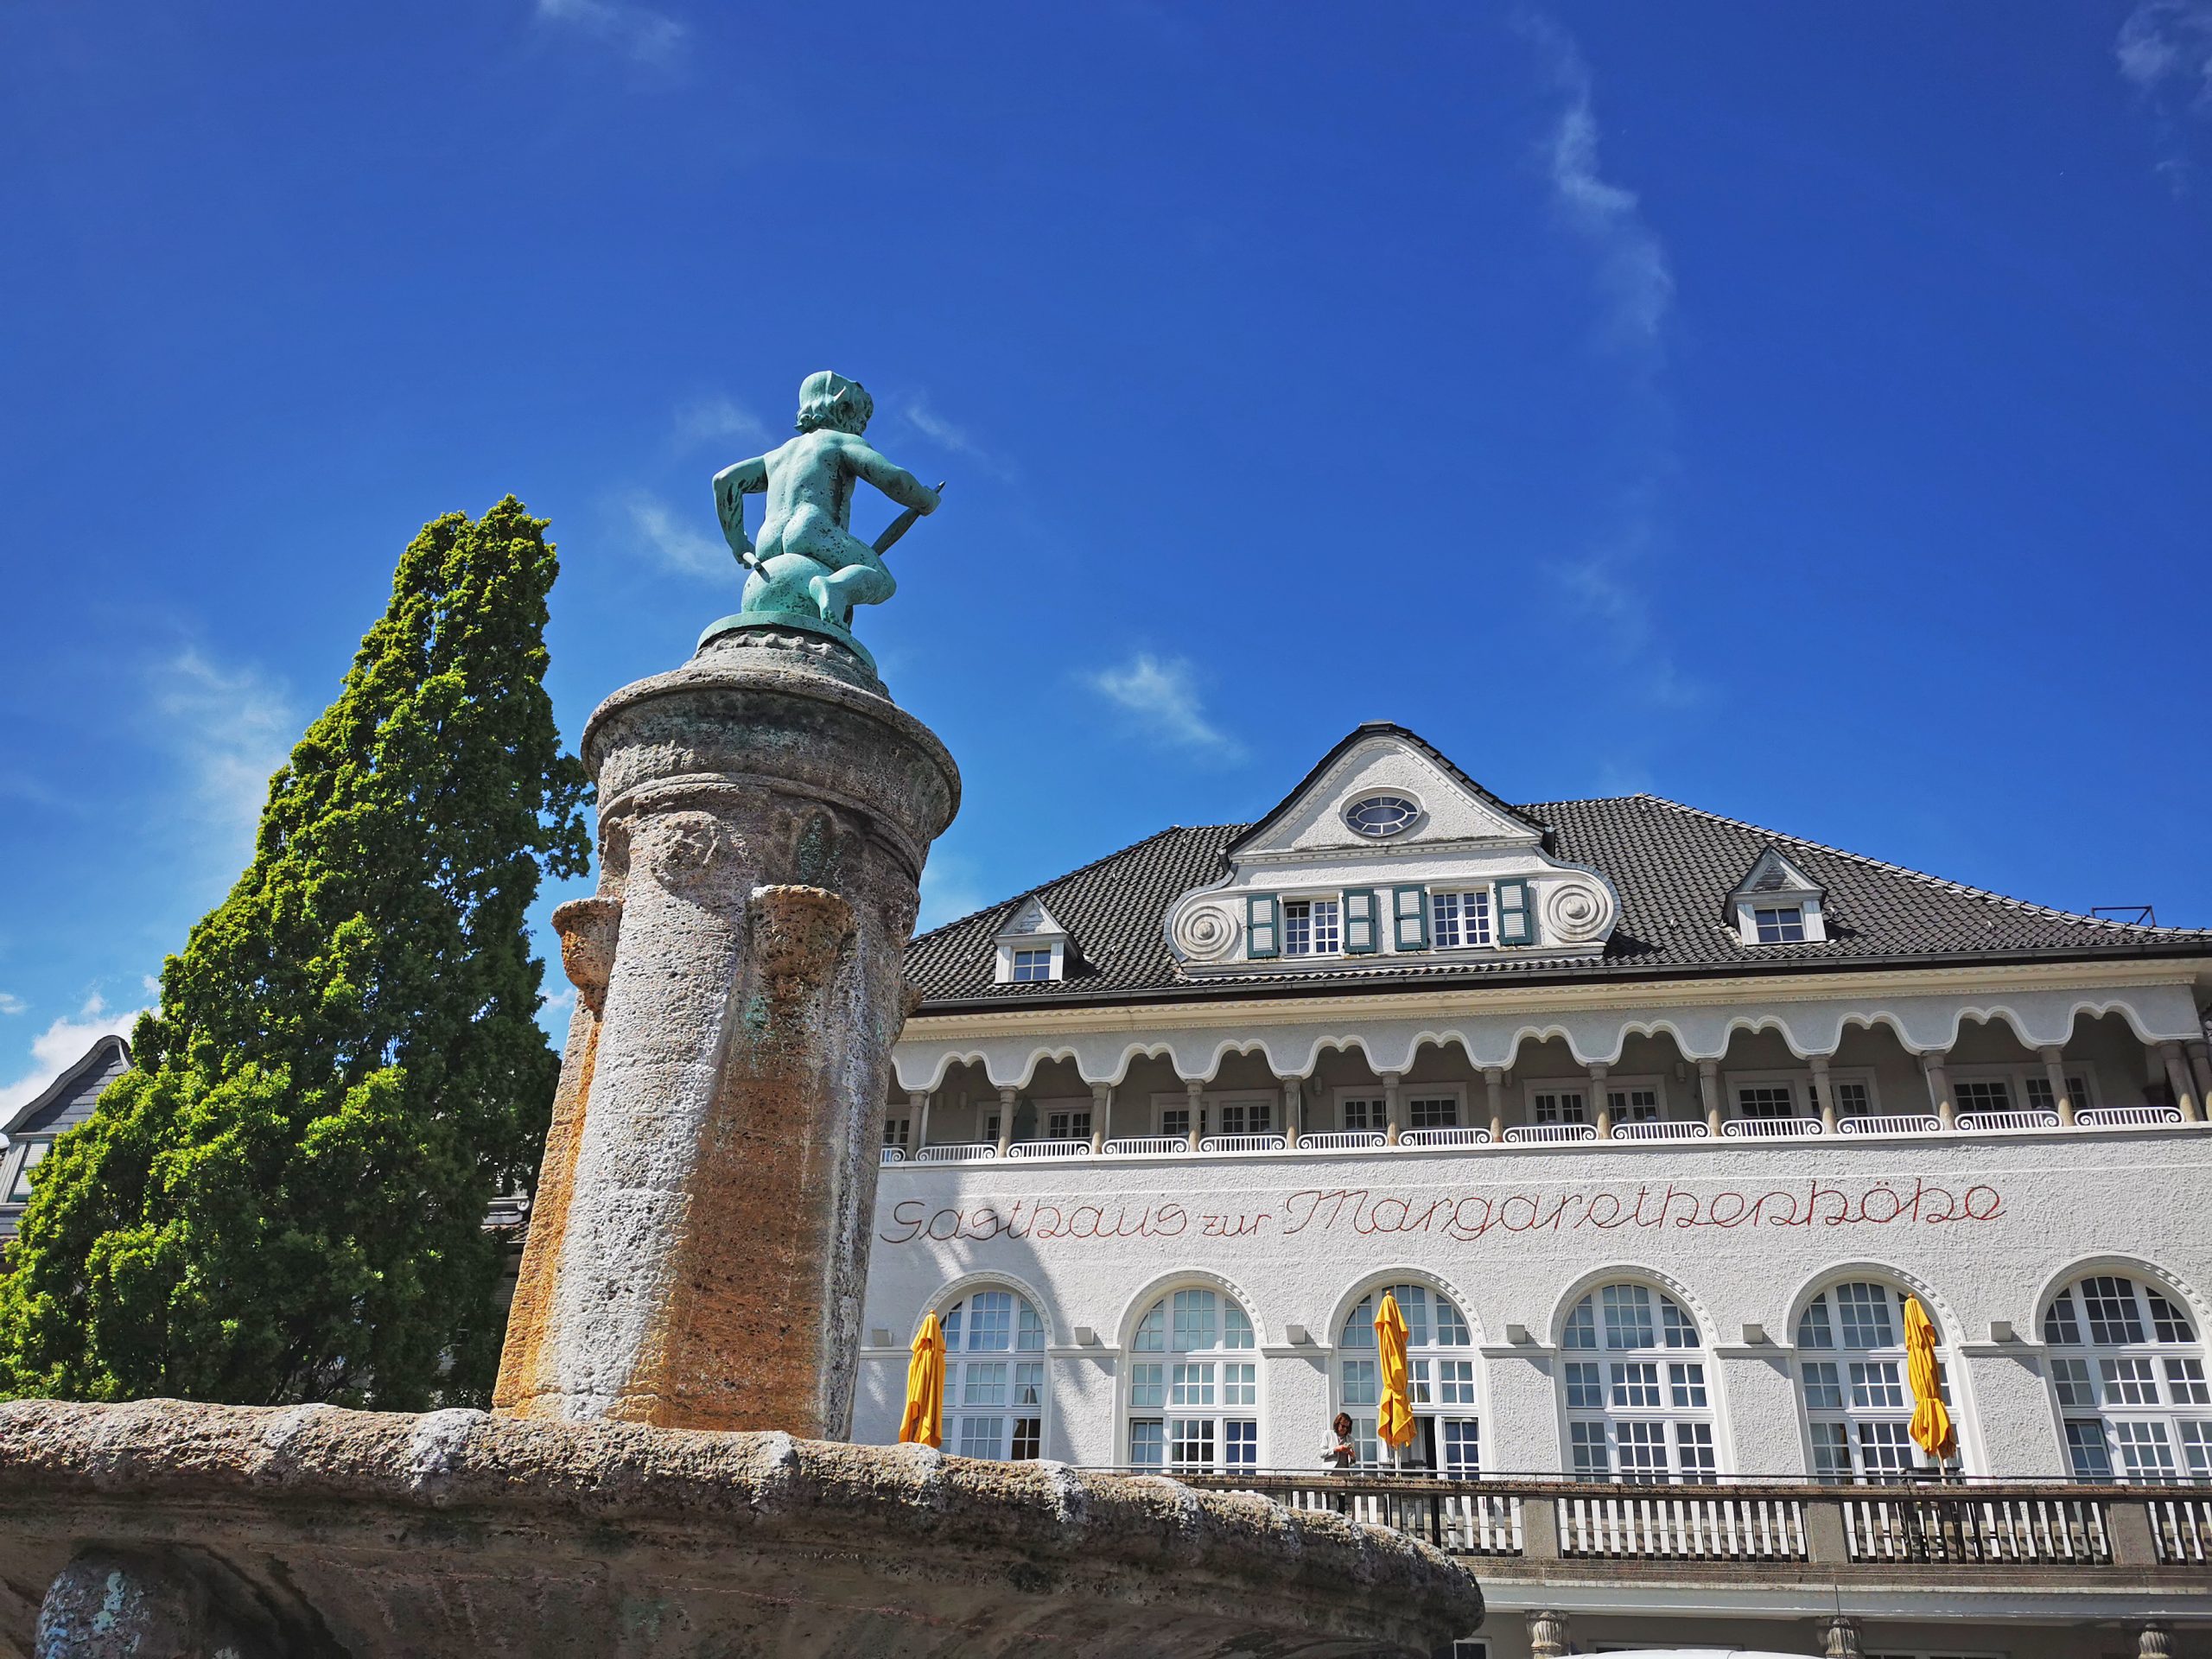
[855,723,2212,1657]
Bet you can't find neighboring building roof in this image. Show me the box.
[904,794,2210,1012]
[2,1033,129,1140]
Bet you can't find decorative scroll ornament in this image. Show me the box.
[1172,902,1240,962]
[1541,878,1609,944]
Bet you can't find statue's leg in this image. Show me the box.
[812,548,895,620]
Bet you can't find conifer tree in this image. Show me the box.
[0,499,590,1408]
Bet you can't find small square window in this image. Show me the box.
[1011,948,1053,982]
[1408,1096,1458,1129]
[1752,905,1805,944]
[1282,899,1340,957]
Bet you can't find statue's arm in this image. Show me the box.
[842,439,940,514]
[712,458,770,556]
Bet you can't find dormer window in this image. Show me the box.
[1752,905,1805,944]
[1283,897,1341,956]
[994,896,1072,984]
[1344,794,1418,838]
[1010,949,1053,982]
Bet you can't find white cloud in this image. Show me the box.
[626,493,731,580]
[898,394,1013,481]
[0,995,145,1116]
[1084,653,1245,761]
[150,648,295,873]
[0,994,23,1017]
[672,394,772,454]
[2117,0,2212,191]
[534,0,686,69]
[1522,12,1674,358]
[917,855,989,932]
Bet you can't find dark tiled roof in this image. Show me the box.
[3,1033,128,1138]
[904,795,2209,1011]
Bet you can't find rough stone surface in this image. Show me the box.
[494,636,960,1437]
[0,1399,1483,1658]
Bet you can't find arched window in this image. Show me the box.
[1337,1282,1478,1471]
[2043,1273,2210,1482]
[1796,1281,1950,1481]
[1560,1282,1716,1483]
[942,1288,1047,1461]
[1127,1286,1258,1470]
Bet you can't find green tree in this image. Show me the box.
[0,499,589,1408]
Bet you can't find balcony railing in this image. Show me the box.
[1166,1471,2210,1581]
[885,1105,2195,1165]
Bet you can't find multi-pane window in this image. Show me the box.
[1281,898,1341,957]
[2023,1072,2095,1113]
[1338,1283,1478,1471]
[1752,905,1805,944]
[1561,1284,1715,1483]
[1408,1095,1459,1130]
[1736,1084,1797,1119]
[2044,1274,2210,1482]
[883,1116,911,1149]
[1607,1086,1660,1123]
[6,1141,48,1202]
[943,1289,1048,1461]
[1531,1089,1587,1124]
[1431,890,1492,950]
[1832,1079,1872,1119]
[1342,1095,1385,1133]
[1045,1109,1090,1141]
[1129,1287,1259,1470]
[1218,1098,1274,1136]
[1010,948,1053,982]
[1954,1079,2012,1115]
[1797,1281,1949,1482]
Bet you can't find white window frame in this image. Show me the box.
[1796,1281,1954,1483]
[883,1114,911,1150]
[1722,1066,1879,1122]
[1949,1062,2101,1116]
[1211,1091,1277,1138]
[942,1287,1050,1462]
[1522,1081,1590,1124]
[1127,1286,1262,1472]
[1428,887,1495,951]
[1599,1073,1671,1123]
[1560,1282,1719,1484]
[2,1138,48,1204]
[2043,1273,2210,1483]
[1402,1085,1466,1131]
[1335,1281,1481,1471]
[1280,893,1343,958]
[1334,1088,1388,1134]
[1026,1096,1092,1142]
[1732,891,1829,947]
[993,934,1066,984]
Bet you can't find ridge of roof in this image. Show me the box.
[910,823,1222,946]
[1618,792,2209,939]
[3,1032,130,1138]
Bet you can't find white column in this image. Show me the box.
[1589,1062,1612,1138]
[909,1089,930,1151]
[1090,1082,1109,1154]
[1699,1058,1724,1135]
[1922,1052,1955,1129]
[1185,1078,1205,1152]
[1810,1055,1837,1133]
[996,1086,1016,1157]
[1484,1066,1505,1142]
[1382,1071,1403,1145]
[2040,1046,2075,1126]
[2160,1042,2202,1122]
[1281,1077,1304,1145]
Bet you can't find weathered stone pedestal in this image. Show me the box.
[494,629,958,1437]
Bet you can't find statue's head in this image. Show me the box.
[794,371,874,436]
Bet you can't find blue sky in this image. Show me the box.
[3,3,2209,1107]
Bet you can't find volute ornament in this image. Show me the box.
[1541,876,1609,944]
[1172,902,1240,963]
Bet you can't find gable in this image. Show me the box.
[1233,725,1541,859]
[996,897,1068,942]
[1732,846,1823,902]
[5,1034,130,1137]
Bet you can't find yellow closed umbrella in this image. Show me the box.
[1374,1292,1417,1458]
[899,1313,946,1448]
[1903,1296,1955,1464]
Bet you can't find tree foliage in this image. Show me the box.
[0,499,590,1408]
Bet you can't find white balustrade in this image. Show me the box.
[914,1142,998,1163]
[1954,1109,2060,1134]
[1398,1127,1492,1147]
[1556,1493,1805,1561]
[1721,1116,1824,1139]
[879,1146,907,1165]
[1503,1122,1598,1144]
[2078,1105,2184,1128]
[1836,1114,1941,1136]
[1610,1120,1709,1141]
[1102,1136,1190,1156]
[2152,1497,2212,1564]
[1006,1139,1092,1160]
[1295,1131,1389,1151]
[1841,1495,2107,1565]
[1198,1133,1289,1153]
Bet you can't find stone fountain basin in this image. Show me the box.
[0,1400,1481,1657]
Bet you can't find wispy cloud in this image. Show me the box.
[898,393,1014,481]
[1084,653,1245,761]
[149,649,295,874]
[672,394,772,454]
[0,994,24,1017]
[0,995,144,1116]
[2117,0,2212,193]
[626,492,730,579]
[917,855,989,932]
[534,0,686,70]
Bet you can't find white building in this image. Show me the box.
[855,723,2212,1658]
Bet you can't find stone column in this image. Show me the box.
[2138,1624,2172,1658]
[997,1086,1018,1156]
[1815,1613,1863,1658]
[1590,1062,1612,1137]
[1185,1078,1205,1152]
[1484,1066,1505,1141]
[2039,1046,2075,1126]
[2190,1041,2212,1116]
[1699,1058,1724,1135]
[1281,1077,1303,1144]
[1811,1055,1838,1133]
[1923,1052,1955,1129]
[1382,1071,1403,1145]
[909,1089,931,1152]
[493,633,957,1439]
[1526,1609,1570,1658]
[1090,1082,1109,1154]
[2159,1042,2202,1122]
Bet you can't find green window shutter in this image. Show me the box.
[1497,878,1535,946]
[1246,893,1280,958]
[1393,885,1429,951]
[1344,889,1379,954]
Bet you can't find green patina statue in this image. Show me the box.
[704,372,943,669]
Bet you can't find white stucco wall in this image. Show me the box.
[854,1126,2212,1478]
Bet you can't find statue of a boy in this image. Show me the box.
[713,372,941,628]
